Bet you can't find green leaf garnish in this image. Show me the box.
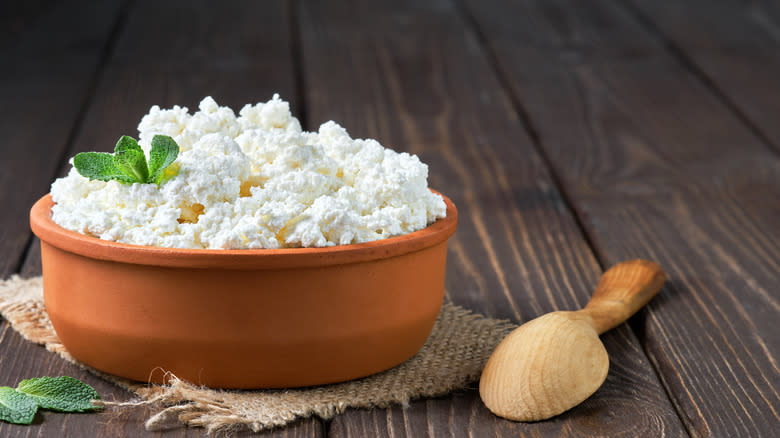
[0,386,38,425]
[16,376,101,413]
[113,135,149,183]
[148,135,180,184]
[74,135,180,185]
[72,152,136,183]
[0,376,101,425]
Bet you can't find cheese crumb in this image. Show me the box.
[50,95,446,249]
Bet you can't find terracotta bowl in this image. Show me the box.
[29,192,457,389]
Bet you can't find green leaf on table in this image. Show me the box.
[113,135,149,183]
[73,152,136,184]
[16,376,101,413]
[0,386,38,425]
[148,134,180,183]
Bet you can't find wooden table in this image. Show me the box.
[1,1,778,436]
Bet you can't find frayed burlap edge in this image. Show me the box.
[0,275,515,435]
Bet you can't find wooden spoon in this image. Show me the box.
[479,259,666,422]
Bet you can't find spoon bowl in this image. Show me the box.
[479,260,666,421]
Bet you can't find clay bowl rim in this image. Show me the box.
[30,191,458,270]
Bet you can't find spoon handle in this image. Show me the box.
[580,259,666,334]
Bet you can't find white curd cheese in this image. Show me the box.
[50,95,446,249]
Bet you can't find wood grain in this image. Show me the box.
[0,4,133,434]
[583,260,666,334]
[480,260,666,422]
[0,0,58,47]
[4,0,776,436]
[299,0,686,436]
[2,0,322,436]
[752,0,780,32]
[627,0,780,153]
[462,0,780,436]
[0,0,124,277]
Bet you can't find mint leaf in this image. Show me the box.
[73,152,136,183]
[113,135,148,183]
[72,134,179,185]
[148,135,179,183]
[0,386,38,425]
[16,376,100,413]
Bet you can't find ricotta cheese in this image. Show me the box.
[50,95,446,249]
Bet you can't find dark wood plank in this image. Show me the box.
[627,0,780,153]
[0,0,58,48]
[0,1,129,433]
[751,0,780,33]
[300,0,687,436]
[56,0,300,160]
[462,0,780,436]
[0,323,323,437]
[0,0,124,278]
[3,0,322,436]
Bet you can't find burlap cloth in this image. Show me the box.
[0,275,515,435]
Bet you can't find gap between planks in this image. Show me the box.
[12,0,136,277]
[619,1,780,157]
[448,0,733,436]
[452,0,609,272]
